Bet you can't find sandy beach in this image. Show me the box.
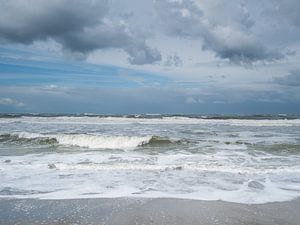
[0,197,299,225]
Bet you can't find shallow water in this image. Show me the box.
[0,115,300,203]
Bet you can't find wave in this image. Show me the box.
[0,133,57,145]
[53,134,152,149]
[144,136,181,146]
[2,117,300,127]
[251,143,300,155]
[0,133,180,149]
[1,113,300,120]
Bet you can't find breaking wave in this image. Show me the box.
[0,133,180,149]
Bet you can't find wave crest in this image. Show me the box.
[0,133,179,149]
[54,134,153,149]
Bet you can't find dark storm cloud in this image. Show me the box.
[274,70,300,86]
[0,0,161,64]
[0,0,106,43]
[154,0,284,64]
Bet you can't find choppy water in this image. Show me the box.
[0,114,300,204]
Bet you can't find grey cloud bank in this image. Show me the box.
[0,0,298,65]
[0,0,161,64]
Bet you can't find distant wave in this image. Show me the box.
[1,113,300,120]
[2,116,300,127]
[0,133,180,149]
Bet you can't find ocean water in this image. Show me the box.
[0,114,300,204]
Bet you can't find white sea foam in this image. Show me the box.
[1,150,300,204]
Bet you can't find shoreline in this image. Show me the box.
[1,197,299,225]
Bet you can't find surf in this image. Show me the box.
[0,133,180,149]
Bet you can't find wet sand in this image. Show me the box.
[0,197,299,225]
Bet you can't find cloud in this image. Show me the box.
[0,0,161,64]
[154,0,284,64]
[201,26,283,65]
[0,0,298,68]
[154,0,204,37]
[164,55,183,67]
[185,97,204,104]
[185,97,198,104]
[0,98,25,107]
[271,0,300,27]
[274,70,300,86]
[286,49,297,56]
[125,43,162,65]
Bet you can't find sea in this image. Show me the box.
[0,114,300,204]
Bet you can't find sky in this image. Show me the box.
[0,0,300,114]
